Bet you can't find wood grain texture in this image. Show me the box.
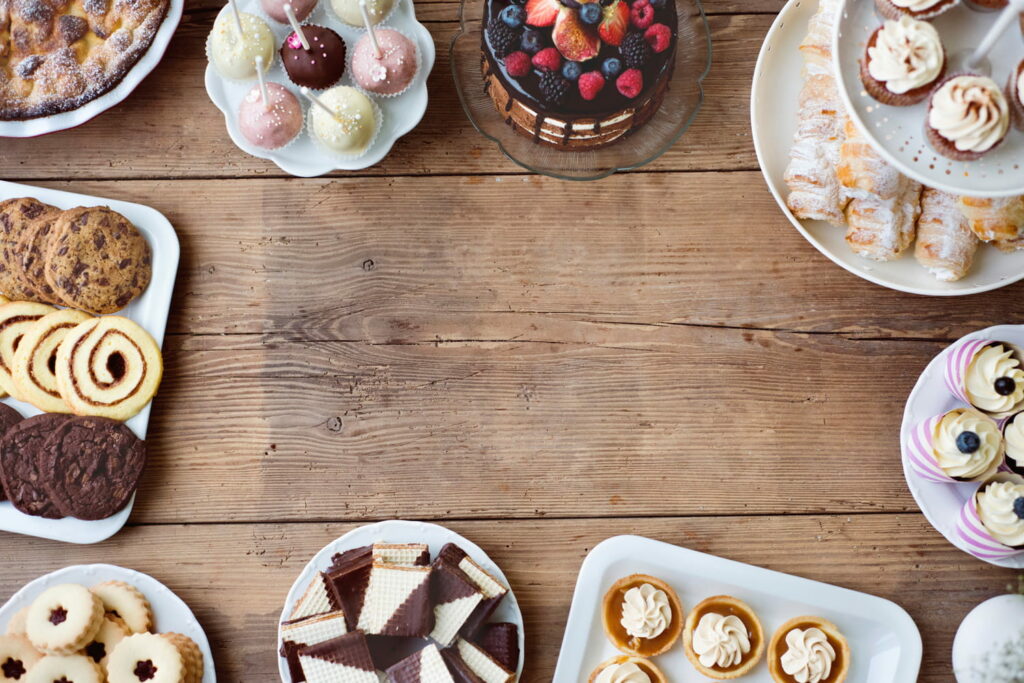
[0,516,1009,681]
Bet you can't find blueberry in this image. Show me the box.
[649,0,665,7]
[520,29,543,54]
[956,430,981,454]
[1015,497,1024,520]
[995,377,1017,396]
[601,56,622,79]
[562,0,581,8]
[580,2,601,24]
[509,0,526,4]
[600,0,613,5]
[499,4,525,27]
[561,61,582,81]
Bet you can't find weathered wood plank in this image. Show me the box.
[0,516,1006,682]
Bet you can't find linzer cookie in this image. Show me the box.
[22,654,103,683]
[356,564,433,638]
[44,207,152,315]
[25,584,105,655]
[0,414,71,519]
[80,614,128,674]
[106,632,190,683]
[0,301,56,399]
[11,309,92,413]
[89,582,153,635]
[6,607,29,637]
[0,634,41,681]
[387,643,454,683]
[55,316,163,421]
[429,559,483,647]
[297,632,378,683]
[280,612,349,683]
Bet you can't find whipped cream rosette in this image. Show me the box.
[1000,412,1024,475]
[956,473,1024,561]
[944,339,1024,418]
[906,408,1004,483]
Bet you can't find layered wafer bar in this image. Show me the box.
[280,611,349,682]
[437,544,508,637]
[290,572,341,621]
[473,624,518,673]
[386,643,455,683]
[429,559,484,647]
[356,563,434,637]
[453,639,515,683]
[440,648,485,683]
[298,632,378,683]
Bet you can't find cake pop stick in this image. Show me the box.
[967,0,1024,71]
[226,0,245,38]
[359,0,382,58]
[255,55,270,110]
[284,4,311,50]
[301,86,338,120]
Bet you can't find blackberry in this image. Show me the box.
[620,31,650,68]
[538,71,571,104]
[487,18,520,58]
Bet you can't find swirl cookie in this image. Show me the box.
[0,199,52,302]
[39,417,147,521]
[0,414,71,519]
[55,316,163,421]
[0,301,57,399]
[0,634,42,681]
[90,582,153,635]
[12,309,92,413]
[25,584,104,655]
[81,615,129,674]
[44,207,152,315]
[107,633,191,683]
[24,654,103,683]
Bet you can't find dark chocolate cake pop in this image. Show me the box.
[280,24,346,90]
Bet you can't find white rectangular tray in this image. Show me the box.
[0,180,179,544]
[553,535,922,682]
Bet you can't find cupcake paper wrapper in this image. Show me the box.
[955,489,1024,560]
[906,414,955,483]
[238,81,307,154]
[205,28,278,85]
[944,338,993,406]
[347,26,420,99]
[306,95,383,161]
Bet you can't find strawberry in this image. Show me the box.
[552,6,600,62]
[598,0,629,47]
[525,0,559,27]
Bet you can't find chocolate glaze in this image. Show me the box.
[298,632,376,671]
[281,25,347,90]
[473,623,519,672]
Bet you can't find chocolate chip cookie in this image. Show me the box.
[16,206,64,305]
[0,413,70,519]
[39,417,146,521]
[0,198,53,301]
[44,207,152,315]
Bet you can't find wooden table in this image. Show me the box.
[1,0,1020,679]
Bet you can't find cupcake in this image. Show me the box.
[208,8,275,80]
[874,0,957,21]
[957,473,1024,560]
[927,75,1010,161]
[238,83,303,150]
[261,0,317,23]
[331,0,394,26]
[601,575,683,658]
[861,17,945,106]
[351,29,418,96]
[945,340,1024,417]
[768,617,850,683]
[588,656,666,683]
[963,0,1008,10]
[683,596,764,680]
[907,408,1004,483]
[1008,58,1024,131]
[1002,412,1024,475]
[281,25,347,90]
[308,86,379,156]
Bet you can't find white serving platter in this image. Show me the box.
[901,324,1024,569]
[277,519,525,682]
[750,0,1024,296]
[204,0,435,176]
[553,535,922,682]
[0,180,179,544]
[0,563,216,682]
[835,0,1024,198]
[0,0,183,138]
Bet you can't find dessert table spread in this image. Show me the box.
[1,0,1023,681]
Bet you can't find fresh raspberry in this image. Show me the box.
[504,51,532,77]
[531,47,562,72]
[578,71,605,101]
[616,68,643,98]
[643,23,671,53]
[629,0,654,29]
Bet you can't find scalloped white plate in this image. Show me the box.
[751,0,1024,296]
[0,564,216,681]
[204,0,435,176]
[0,0,183,138]
[901,324,1024,569]
[277,520,525,682]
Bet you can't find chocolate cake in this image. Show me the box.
[481,0,677,148]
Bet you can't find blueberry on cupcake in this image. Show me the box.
[926,75,1010,161]
[874,0,957,21]
[861,16,945,106]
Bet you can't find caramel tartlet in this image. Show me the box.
[683,595,764,680]
[768,616,850,683]
[588,655,667,683]
[601,574,683,657]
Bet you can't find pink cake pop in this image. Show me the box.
[261,0,317,23]
[350,2,417,96]
[238,68,303,150]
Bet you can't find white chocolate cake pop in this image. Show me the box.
[306,86,378,155]
[351,28,417,95]
[208,6,275,80]
[330,0,393,27]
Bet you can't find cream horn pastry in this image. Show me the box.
[0,301,56,400]
[11,309,91,412]
[55,316,163,421]
[914,188,979,282]
[957,195,1024,252]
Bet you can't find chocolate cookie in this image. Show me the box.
[44,207,152,315]
[16,206,64,305]
[0,413,70,519]
[39,416,146,521]
[0,197,54,301]
[0,403,23,502]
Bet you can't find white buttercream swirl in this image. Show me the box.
[594,661,652,683]
[867,17,944,94]
[1005,414,1024,471]
[933,409,1003,480]
[1018,67,1024,107]
[891,0,945,8]
[692,613,751,670]
[966,344,1024,414]
[977,480,1024,548]
[780,628,836,683]
[620,584,671,640]
[928,76,1009,152]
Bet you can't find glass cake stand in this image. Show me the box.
[451,0,711,180]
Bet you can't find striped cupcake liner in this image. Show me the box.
[956,480,1024,561]
[944,338,1024,417]
[906,414,954,483]
[999,412,1024,475]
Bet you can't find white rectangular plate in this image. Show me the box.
[0,180,179,544]
[553,535,922,682]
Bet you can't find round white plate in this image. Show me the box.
[0,563,216,681]
[751,0,1024,296]
[277,520,525,682]
[204,0,435,176]
[900,324,1024,569]
[835,0,1024,198]
[0,0,183,138]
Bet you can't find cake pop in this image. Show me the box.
[238,61,303,149]
[304,86,378,155]
[331,0,393,27]
[350,1,417,96]
[280,6,347,89]
[261,0,317,23]
[208,3,275,80]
